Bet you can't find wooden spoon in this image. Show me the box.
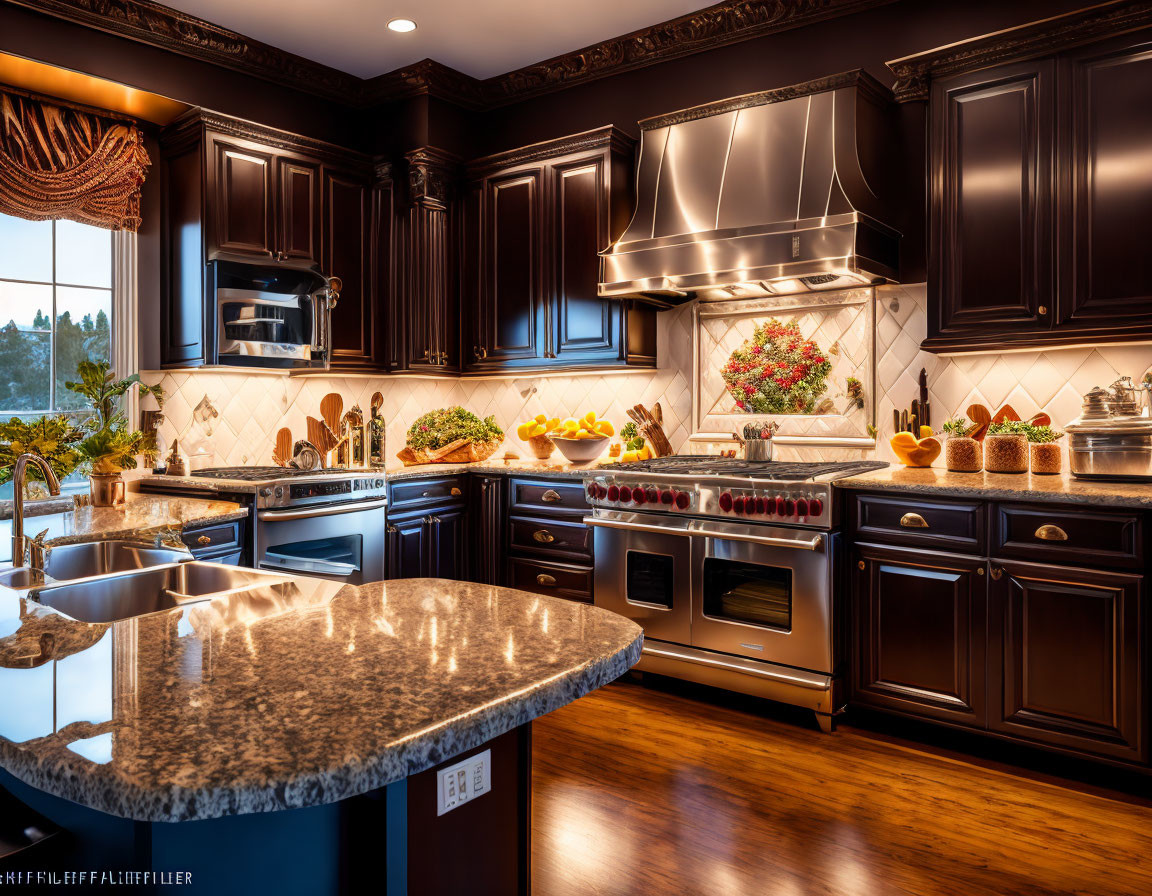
[320,393,343,434]
[272,427,293,466]
[306,416,339,468]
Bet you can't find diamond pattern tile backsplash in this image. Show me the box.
[141,286,1152,468]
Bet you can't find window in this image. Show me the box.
[0,213,113,414]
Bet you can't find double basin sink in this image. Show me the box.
[2,540,287,624]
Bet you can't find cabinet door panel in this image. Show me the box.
[211,138,273,257]
[323,170,373,366]
[852,545,986,727]
[481,171,543,362]
[1063,38,1152,327]
[989,560,1145,762]
[930,62,1053,340]
[387,515,427,580]
[429,507,467,581]
[277,158,320,263]
[162,144,206,365]
[552,158,620,362]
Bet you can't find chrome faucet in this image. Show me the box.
[12,453,61,569]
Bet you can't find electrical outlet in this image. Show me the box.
[436,749,491,816]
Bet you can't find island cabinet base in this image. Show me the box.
[0,726,531,896]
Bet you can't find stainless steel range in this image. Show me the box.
[144,467,387,584]
[583,456,887,731]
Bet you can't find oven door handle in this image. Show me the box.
[258,498,388,522]
[583,516,824,551]
[261,552,357,576]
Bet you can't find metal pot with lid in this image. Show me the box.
[1065,380,1152,480]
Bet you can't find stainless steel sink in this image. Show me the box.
[0,567,49,590]
[42,540,191,582]
[30,562,289,624]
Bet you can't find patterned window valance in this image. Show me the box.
[0,88,151,232]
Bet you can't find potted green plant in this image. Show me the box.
[941,416,981,472]
[65,360,162,506]
[1026,424,1065,475]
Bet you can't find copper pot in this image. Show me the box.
[89,471,126,507]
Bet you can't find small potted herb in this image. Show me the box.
[1026,424,1065,475]
[984,420,1031,474]
[942,417,981,473]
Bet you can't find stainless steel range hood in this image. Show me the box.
[599,71,900,303]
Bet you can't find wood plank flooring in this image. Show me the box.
[531,677,1152,896]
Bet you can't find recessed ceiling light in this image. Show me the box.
[387,18,417,33]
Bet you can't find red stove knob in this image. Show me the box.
[597,484,608,499]
[744,496,758,516]
[587,483,597,500]
[755,496,769,515]
[633,487,647,505]
[785,498,797,516]
[606,485,620,502]
[675,491,690,510]
[718,492,733,512]
[775,496,787,516]
[646,487,659,504]
[732,495,746,514]
[809,497,824,516]
[796,497,810,517]
[660,489,674,505]
[763,496,775,516]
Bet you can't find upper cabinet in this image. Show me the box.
[463,128,656,372]
[890,7,1152,352]
[159,110,373,368]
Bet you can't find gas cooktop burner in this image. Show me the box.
[605,456,888,480]
[191,466,358,481]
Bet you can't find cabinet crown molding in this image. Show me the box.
[466,126,635,178]
[887,0,1152,102]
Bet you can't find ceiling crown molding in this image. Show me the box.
[9,0,896,110]
[886,0,1152,102]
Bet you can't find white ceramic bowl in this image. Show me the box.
[550,436,608,464]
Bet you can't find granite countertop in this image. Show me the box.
[0,577,641,823]
[384,456,611,481]
[0,495,247,564]
[836,465,1152,509]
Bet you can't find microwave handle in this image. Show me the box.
[584,515,824,551]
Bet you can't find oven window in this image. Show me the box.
[263,534,362,577]
[626,551,675,609]
[702,558,792,631]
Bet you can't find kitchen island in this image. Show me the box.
[0,576,641,894]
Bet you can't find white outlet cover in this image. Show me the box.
[436,749,492,816]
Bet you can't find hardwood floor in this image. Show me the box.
[531,677,1152,896]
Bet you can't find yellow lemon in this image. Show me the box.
[621,450,638,463]
[583,411,596,426]
[595,420,615,437]
[546,418,560,431]
[637,446,651,460]
[919,425,934,439]
[516,422,531,440]
[534,414,547,424]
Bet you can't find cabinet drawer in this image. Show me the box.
[992,503,1143,569]
[388,477,466,511]
[852,493,985,553]
[509,515,591,559]
[509,557,592,603]
[182,520,242,553]
[509,478,589,518]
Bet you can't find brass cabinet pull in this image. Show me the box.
[541,489,562,504]
[536,574,557,586]
[1038,305,1048,316]
[1034,524,1068,542]
[450,487,462,497]
[197,535,212,545]
[420,348,430,360]
[976,567,985,576]
[386,525,398,534]
[899,512,929,529]
[532,529,555,544]
[857,560,866,570]
[990,568,1003,580]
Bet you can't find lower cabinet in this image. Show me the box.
[988,560,1145,763]
[852,544,986,727]
[385,505,467,580]
[183,517,247,566]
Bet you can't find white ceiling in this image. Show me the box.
[166,0,714,80]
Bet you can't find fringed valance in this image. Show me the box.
[0,88,150,231]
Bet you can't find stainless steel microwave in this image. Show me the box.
[209,260,340,370]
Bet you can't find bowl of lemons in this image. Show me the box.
[549,413,614,463]
[516,415,561,459]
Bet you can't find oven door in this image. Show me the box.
[689,522,832,672]
[255,498,387,584]
[589,511,692,645]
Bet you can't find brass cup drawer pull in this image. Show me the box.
[197,535,212,545]
[1034,524,1069,542]
[450,487,462,497]
[536,574,557,586]
[899,512,929,529]
[532,530,555,544]
[541,489,562,504]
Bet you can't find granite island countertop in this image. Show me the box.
[0,494,248,564]
[0,576,641,822]
[836,465,1152,509]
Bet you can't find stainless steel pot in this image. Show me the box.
[1066,385,1152,480]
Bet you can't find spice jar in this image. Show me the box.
[1030,441,1062,475]
[984,432,1028,473]
[945,436,982,473]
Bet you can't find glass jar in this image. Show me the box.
[1029,441,1062,475]
[984,432,1028,473]
[945,435,982,472]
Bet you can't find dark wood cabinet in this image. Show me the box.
[470,476,506,585]
[428,506,467,580]
[464,128,656,372]
[276,157,320,264]
[504,477,593,603]
[386,476,468,580]
[386,513,429,581]
[322,168,374,368]
[209,135,275,258]
[988,560,1145,763]
[898,16,1152,351]
[852,544,986,727]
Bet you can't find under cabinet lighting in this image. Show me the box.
[387,18,417,33]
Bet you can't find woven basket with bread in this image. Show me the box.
[396,407,504,466]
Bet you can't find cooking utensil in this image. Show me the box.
[320,393,343,435]
[1067,384,1152,480]
[273,428,293,467]
[289,440,323,471]
[918,368,930,427]
[306,416,339,467]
